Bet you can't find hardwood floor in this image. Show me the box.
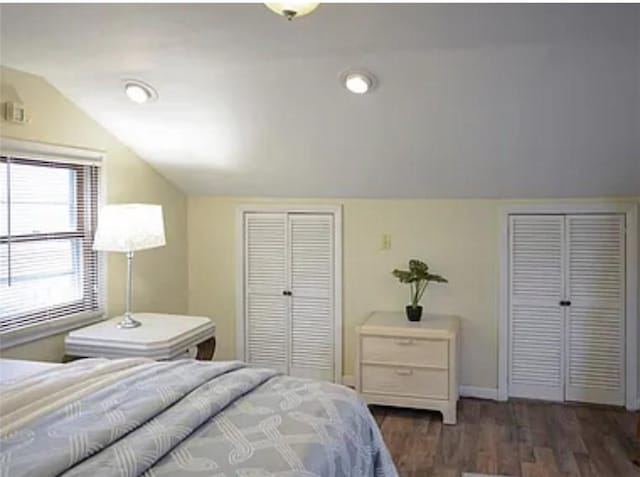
[371,398,640,477]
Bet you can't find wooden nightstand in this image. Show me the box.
[356,311,460,424]
[65,313,216,361]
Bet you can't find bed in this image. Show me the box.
[0,358,398,477]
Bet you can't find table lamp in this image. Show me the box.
[93,204,166,328]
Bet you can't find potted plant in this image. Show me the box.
[392,259,448,321]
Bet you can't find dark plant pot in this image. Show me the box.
[405,305,423,322]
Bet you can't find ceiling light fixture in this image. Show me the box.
[123,79,158,104]
[265,2,319,21]
[342,70,376,95]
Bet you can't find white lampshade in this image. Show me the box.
[93,204,166,252]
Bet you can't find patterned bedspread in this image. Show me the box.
[0,359,397,477]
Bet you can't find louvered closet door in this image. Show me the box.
[509,215,565,401]
[565,215,625,405]
[288,214,335,381]
[244,213,289,373]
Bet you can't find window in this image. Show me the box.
[0,155,103,339]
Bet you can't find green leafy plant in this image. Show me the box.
[392,259,448,308]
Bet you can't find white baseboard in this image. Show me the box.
[341,374,355,388]
[458,386,499,400]
[343,376,498,401]
[345,379,636,405]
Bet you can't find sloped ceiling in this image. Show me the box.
[0,4,638,197]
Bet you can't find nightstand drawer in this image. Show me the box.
[361,335,448,368]
[361,364,449,400]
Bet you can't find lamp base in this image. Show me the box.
[117,314,142,329]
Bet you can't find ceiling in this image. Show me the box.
[1,4,639,198]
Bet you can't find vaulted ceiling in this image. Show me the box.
[1,4,639,197]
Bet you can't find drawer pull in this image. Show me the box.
[395,369,413,376]
[396,339,414,346]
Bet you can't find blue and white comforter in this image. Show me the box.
[0,359,397,477]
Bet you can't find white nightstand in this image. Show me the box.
[65,313,216,361]
[356,311,460,424]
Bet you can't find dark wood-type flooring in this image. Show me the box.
[371,398,640,477]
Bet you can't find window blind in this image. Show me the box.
[0,155,103,333]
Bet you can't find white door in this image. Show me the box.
[242,210,339,382]
[508,213,626,405]
[289,213,335,381]
[509,215,565,401]
[565,215,625,405]
[244,213,289,373]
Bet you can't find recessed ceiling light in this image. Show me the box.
[123,80,158,104]
[342,70,376,95]
[265,2,319,21]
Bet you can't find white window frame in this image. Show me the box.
[0,137,107,349]
[235,204,343,383]
[497,202,639,410]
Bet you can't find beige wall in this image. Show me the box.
[188,196,639,390]
[0,66,188,361]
